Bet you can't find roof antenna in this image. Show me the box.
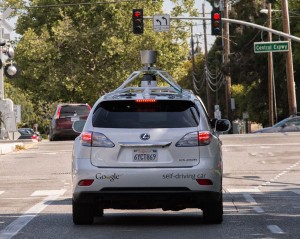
[140,50,157,68]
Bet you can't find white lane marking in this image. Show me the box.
[292,190,300,195]
[228,189,264,213]
[31,190,66,197]
[243,193,256,204]
[0,191,4,195]
[259,160,300,188]
[254,206,264,213]
[267,225,284,234]
[224,143,300,147]
[227,188,261,193]
[260,146,271,149]
[0,198,43,200]
[0,189,66,239]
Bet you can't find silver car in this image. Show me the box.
[72,52,231,225]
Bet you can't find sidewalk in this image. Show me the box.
[0,140,37,155]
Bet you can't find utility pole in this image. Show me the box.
[281,0,297,115]
[202,3,211,117]
[190,26,196,84]
[267,3,274,126]
[0,19,4,101]
[224,0,231,121]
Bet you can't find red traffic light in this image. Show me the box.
[134,11,141,18]
[211,10,222,36]
[132,9,143,34]
[213,13,221,20]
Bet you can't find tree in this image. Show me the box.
[5,0,197,132]
[203,0,300,126]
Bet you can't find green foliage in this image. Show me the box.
[204,0,300,126]
[5,0,300,131]
[6,0,196,133]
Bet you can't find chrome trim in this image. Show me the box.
[119,142,172,147]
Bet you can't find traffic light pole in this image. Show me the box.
[0,26,3,100]
[202,4,211,117]
[0,20,4,139]
[154,16,300,43]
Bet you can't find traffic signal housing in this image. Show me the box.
[211,10,222,36]
[132,9,143,35]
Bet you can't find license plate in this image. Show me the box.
[71,117,80,122]
[133,149,158,162]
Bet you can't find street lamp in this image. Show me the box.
[259,9,281,14]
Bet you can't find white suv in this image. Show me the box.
[72,54,230,225]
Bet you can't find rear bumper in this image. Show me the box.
[73,190,222,210]
[53,128,79,138]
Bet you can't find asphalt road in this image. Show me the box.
[0,133,299,239]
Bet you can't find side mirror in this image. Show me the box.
[72,120,86,133]
[215,119,231,133]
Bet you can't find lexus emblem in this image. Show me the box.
[140,133,150,140]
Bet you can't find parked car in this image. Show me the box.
[252,115,300,133]
[49,103,91,141]
[18,128,42,142]
[71,61,231,225]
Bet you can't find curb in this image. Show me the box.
[0,142,24,155]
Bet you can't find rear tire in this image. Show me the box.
[203,193,223,224]
[72,200,94,225]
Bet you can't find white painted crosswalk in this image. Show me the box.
[0,189,66,239]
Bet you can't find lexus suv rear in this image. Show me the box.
[71,52,231,225]
[49,103,91,141]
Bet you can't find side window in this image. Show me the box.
[287,118,300,126]
[286,119,297,126]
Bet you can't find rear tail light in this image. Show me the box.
[81,131,115,147]
[81,132,92,146]
[31,135,38,140]
[55,106,61,119]
[86,104,92,110]
[196,179,213,185]
[175,131,211,147]
[198,131,211,145]
[78,179,94,186]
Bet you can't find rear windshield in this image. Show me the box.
[92,100,199,128]
[18,129,34,135]
[60,105,90,117]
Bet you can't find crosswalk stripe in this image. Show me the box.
[267,225,284,234]
[226,188,261,193]
[0,189,66,239]
[292,190,300,195]
[30,190,66,197]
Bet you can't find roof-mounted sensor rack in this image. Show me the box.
[104,50,190,99]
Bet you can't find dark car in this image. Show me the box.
[49,103,91,141]
[252,116,300,133]
[18,128,41,142]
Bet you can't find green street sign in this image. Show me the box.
[254,41,289,53]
